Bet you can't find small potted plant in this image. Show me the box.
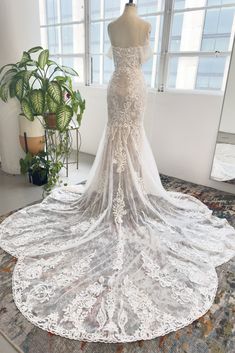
[20,151,49,186]
[20,151,64,193]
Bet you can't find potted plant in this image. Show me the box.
[0,46,46,155]
[20,151,49,186]
[0,46,85,133]
[20,151,63,193]
[0,46,86,193]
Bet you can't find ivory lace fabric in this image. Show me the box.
[1,42,235,343]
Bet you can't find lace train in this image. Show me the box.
[0,42,235,343]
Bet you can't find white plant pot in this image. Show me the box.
[0,99,24,174]
[19,115,45,155]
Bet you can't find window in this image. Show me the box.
[166,0,235,91]
[39,0,85,83]
[39,0,235,92]
[89,0,164,87]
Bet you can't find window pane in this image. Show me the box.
[153,54,161,88]
[61,24,84,54]
[104,21,110,53]
[167,57,178,88]
[167,55,228,90]
[91,54,100,84]
[46,0,58,24]
[62,57,84,83]
[104,0,120,18]
[60,0,73,22]
[47,26,60,54]
[173,0,207,10]
[174,0,235,9]
[91,0,101,20]
[142,56,154,86]
[137,0,165,14]
[207,0,235,5]
[90,22,101,53]
[103,56,114,84]
[60,0,84,23]
[170,13,183,51]
[201,7,235,52]
[167,56,199,89]
[170,10,205,52]
[195,56,227,90]
[142,15,163,52]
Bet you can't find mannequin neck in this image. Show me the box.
[123,3,137,16]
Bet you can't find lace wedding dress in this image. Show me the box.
[1,41,235,343]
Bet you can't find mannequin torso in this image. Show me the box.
[107,3,151,47]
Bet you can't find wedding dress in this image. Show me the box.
[1,40,235,343]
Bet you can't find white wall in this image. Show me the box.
[77,85,235,195]
[0,0,41,174]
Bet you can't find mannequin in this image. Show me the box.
[107,1,151,48]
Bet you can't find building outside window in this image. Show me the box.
[39,0,235,92]
[39,0,85,84]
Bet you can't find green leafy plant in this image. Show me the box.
[0,46,86,131]
[20,151,63,194]
[20,151,49,184]
[1,46,85,194]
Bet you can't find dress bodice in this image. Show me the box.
[106,43,154,70]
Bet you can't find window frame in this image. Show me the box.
[164,1,235,93]
[39,0,86,83]
[39,0,235,94]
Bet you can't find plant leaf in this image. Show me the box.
[25,60,38,67]
[46,94,58,113]
[15,78,24,101]
[28,46,43,53]
[9,81,16,98]
[56,104,73,131]
[30,89,45,115]
[38,49,49,69]
[61,65,79,76]
[0,68,18,85]
[14,70,34,85]
[23,70,35,85]
[0,63,17,75]
[19,51,31,66]
[21,98,34,121]
[76,99,85,126]
[48,81,62,104]
[54,76,67,83]
[0,83,9,102]
[47,60,62,68]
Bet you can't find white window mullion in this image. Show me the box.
[100,0,104,85]
[173,2,235,15]
[151,13,161,88]
[157,0,173,92]
[57,0,62,65]
[39,0,48,48]
[39,0,47,26]
[85,0,91,85]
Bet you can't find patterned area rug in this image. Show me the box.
[0,175,235,353]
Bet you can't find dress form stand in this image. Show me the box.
[107,2,151,47]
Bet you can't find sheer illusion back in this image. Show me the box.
[0,42,235,343]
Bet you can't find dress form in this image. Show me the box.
[107,2,151,47]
